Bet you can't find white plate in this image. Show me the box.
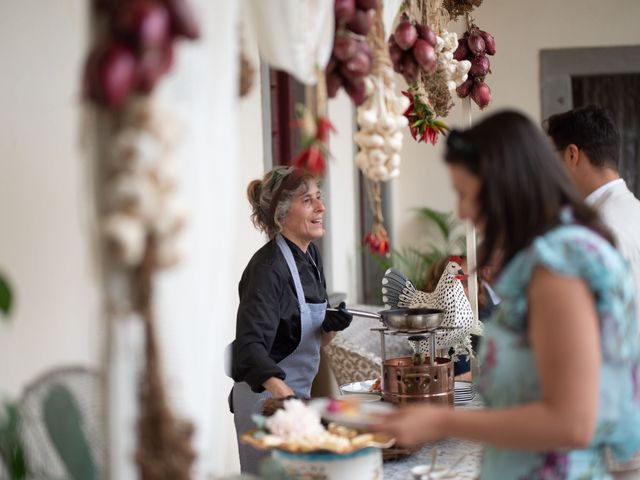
[339,392,382,402]
[454,391,475,398]
[340,379,377,394]
[308,397,395,430]
[455,381,473,393]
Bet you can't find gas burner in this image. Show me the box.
[371,327,456,406]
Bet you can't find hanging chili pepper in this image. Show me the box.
[292,105,336,176]
[402,90,450,145]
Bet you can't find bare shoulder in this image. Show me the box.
[528,265,596,322]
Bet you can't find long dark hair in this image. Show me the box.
[444,110,613,273]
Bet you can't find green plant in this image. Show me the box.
[374,207,465,290]
[0,401,28,479]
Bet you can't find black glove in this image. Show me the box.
[322,301,353,332]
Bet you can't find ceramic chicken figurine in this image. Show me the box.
[382,256,478,358]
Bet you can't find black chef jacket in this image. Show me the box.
[231,236,327,393]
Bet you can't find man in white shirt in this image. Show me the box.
[546,105,640,477]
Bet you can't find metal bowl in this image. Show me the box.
[377,308,444,332]
[334,307,445,332]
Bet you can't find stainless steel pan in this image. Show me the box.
[326,306,444,332]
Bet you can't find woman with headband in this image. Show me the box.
[228,166,352,474]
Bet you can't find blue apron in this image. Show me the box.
[232,234,327,474]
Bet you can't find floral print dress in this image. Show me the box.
[477,220,640,479]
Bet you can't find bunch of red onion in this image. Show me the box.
[387,13,438,85]
[84,0,200,108]
[326,0,379,106]
[453,24,495,109]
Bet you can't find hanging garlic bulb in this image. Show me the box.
[103,213,147,267]
[101,94,187,269]
[435,30,471,94]
[354,66,409,182]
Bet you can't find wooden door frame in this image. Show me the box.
[540,45,640,119]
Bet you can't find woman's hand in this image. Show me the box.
[263,377,295,399]
[375,404,448,447]
[322,302,353,332]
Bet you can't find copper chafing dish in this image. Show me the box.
[381,356,454,406]
[372,328,456,406]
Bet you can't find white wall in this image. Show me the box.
[0,0,100,397]
[327,92,360,302]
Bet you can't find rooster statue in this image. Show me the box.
[382,256,479,358]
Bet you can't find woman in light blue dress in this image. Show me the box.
[377,111,640,479]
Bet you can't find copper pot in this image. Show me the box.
[382,356,454,406]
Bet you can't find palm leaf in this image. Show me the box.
[365,207,468,293]
[414,207,453,244]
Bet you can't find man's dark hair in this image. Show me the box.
[544,105,620,170]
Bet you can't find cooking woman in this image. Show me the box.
[229,166,353,474]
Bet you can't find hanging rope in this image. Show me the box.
[133,236,196,480]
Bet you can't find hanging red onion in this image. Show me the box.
[344,49,371,77]
[469,55,490,76]
[415,24,437,47]
[161,0,200,39]
[86,42,137,107]
[394,21,418,51]
[412,39,436,73]
[137,44,174,92]
[115,0,170,48]
[471,81,491,109]
[467,30,486,56]
[402,55,420,84]
[345,77,366,105]
[346,9,374,35]
[326,71,343,98]
[456,78,473,98]
[357,39,372,58]
[453,38,469,61]
[480,30,496,55]
[388,41,403,66]
[332,34,358,61]
[356,0,379,8]
[335,0,356,24]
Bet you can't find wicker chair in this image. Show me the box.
[322,305,414,387]
[19,366,104,480]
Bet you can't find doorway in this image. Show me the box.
[541,45,640,196]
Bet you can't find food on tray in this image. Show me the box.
[242,398,395,453]
[265,398,328,442]
[312,396,395,431]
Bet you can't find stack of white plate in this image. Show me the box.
[340,379,376,395]
[454,381,475,405]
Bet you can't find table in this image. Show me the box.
[382,398,484,479]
